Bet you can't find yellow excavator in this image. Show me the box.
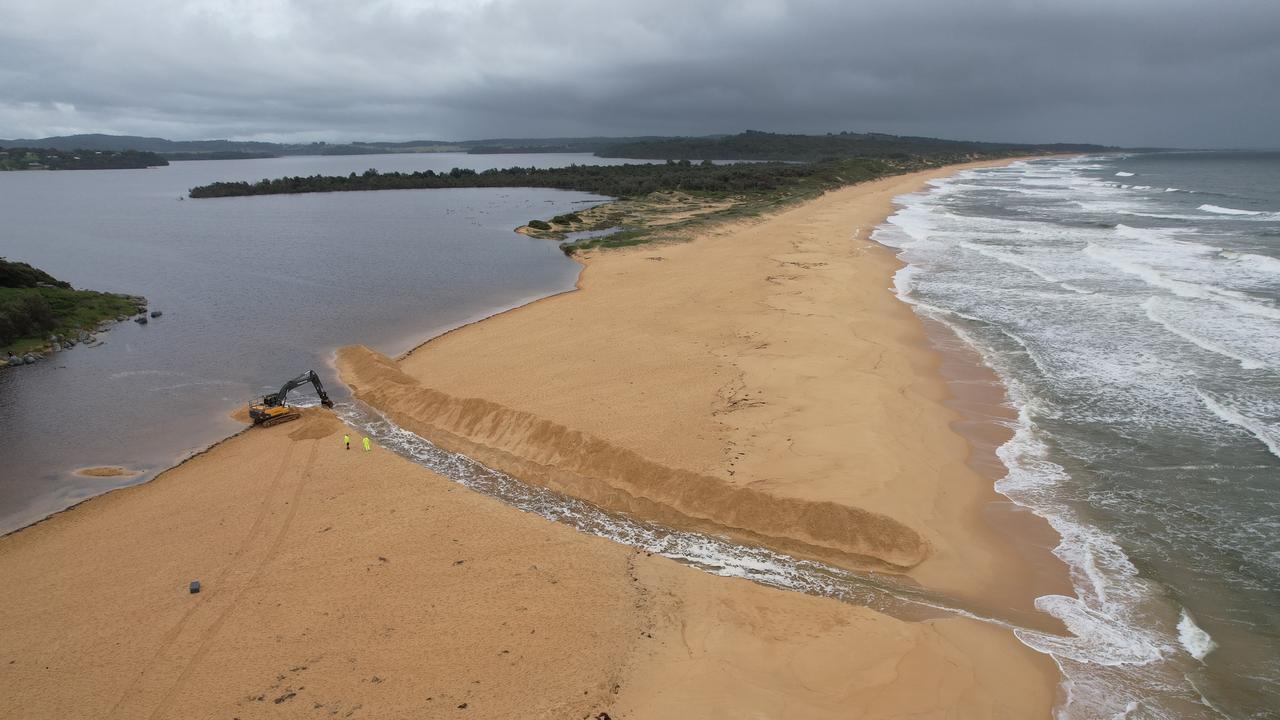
[249,370,335,427]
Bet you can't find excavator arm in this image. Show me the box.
[263,370,335,409]
[250,369,334,427]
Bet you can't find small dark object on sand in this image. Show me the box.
[189,580,201,594]
[150,310,162,318]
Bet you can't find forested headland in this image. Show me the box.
[596,130,1114,161]
[187,157,897,200]
[185,135,1082,253]
[1,259,140,355]
[0,147,168,170]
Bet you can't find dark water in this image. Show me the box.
[876,153,1280,719]
[0,152,638,534]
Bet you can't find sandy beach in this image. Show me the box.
[0,161,1065,718]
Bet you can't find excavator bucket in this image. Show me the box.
[248,369,334,426]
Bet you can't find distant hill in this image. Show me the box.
[1,131,1120,163]
[0,133,687,159]
[0,134,418,158]
[596,130,1115,161]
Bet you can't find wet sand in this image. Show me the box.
[0,161,1066,718]
[0,409,1057,719]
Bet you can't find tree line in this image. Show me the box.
[188,158,902,199]
[0,147,168,170]
[596,130,1113,162]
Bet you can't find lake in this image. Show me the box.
[0,152,632,533]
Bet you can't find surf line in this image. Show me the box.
[333,399,1062,635]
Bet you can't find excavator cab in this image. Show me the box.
[249,370,335,427]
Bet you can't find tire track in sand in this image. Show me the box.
[104,438,315,719]
[144,439,320,720]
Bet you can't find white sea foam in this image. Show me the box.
[1017,595,1165,666]
[874,157,1273,718]
[1222,251,1280,274]
[1177,609,1217,661]
[1196,390,1280,459]
[1143,298,1266,370]
[1059,282,1095,295]
[1113,224,1208,249]
[1084,243,1280,321]
[1118,209,1214,221]
[1116,172,1136,177]
[958,241,1066,284]
[1199,204,1263,216]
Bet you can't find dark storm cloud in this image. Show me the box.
[1,0,1277,147]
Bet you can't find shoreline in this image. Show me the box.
[4,158,1066,594]
[338,158,1073,603]
[866,170,1075,603]
[394,254,587,362]
[1,160,1069,718]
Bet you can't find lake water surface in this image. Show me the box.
[0,153,629,533]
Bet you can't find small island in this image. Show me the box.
[1,258,144,362]
[0,146,168,171]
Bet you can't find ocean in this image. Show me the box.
[874,153,1280,718]
[0,152,628,535]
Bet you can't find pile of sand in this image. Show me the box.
[74,466,139,478]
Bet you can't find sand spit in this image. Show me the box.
[375,158,1066,610]
[339,345,928,572]
[0,409,1056,718]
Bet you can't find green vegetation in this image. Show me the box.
[164,151,279,161]
[0,259,70,289]
[184,130,1091,254]
[189,157,896,199]
[188,156,916,253]
[0,146,168,170]
[598,130,1112,161]
[0,259,139,354]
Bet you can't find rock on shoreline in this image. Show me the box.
[4,297,153,369]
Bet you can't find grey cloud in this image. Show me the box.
[1,0,1276,147]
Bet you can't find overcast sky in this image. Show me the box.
[2,0,1277,148]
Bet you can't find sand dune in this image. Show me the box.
[339,345,928,571]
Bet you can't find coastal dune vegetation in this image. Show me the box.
[0,258,140,355]
[187,132,1104,253]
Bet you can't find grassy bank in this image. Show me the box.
[1,259,141,356]
[0,287,139,355]
[513,158,894,253]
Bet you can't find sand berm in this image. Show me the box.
[0,160,1066,718]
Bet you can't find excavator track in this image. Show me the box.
[247,370,333,429]
[259,412,300,428]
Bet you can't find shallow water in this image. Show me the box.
[875,153,1280,719]
[0,152,639,533]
